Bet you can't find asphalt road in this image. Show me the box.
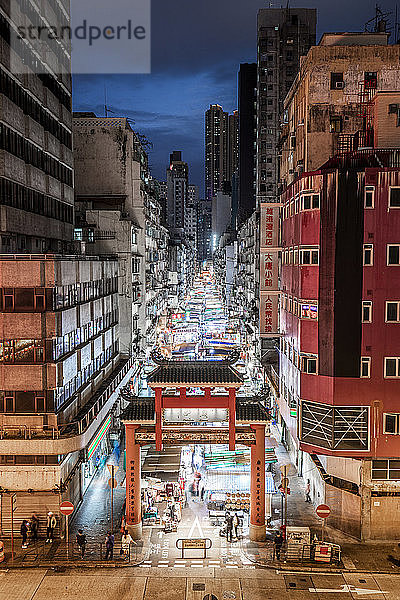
[0,567,399,600]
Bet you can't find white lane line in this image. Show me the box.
[226,565,239,569]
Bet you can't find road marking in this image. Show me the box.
[226,565,239,568]
[309,585,386,595]
[187,514,205,538]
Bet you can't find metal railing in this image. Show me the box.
[18,540,147,564]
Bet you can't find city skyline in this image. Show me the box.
[73,0,398,194]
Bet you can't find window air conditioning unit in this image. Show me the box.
[335,81,345,90]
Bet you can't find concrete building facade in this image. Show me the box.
[0,0,74,255]
[72,115,169,356]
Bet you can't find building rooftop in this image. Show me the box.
[147,361,243,386]
[318,32,389,47]
[121,398,270,422]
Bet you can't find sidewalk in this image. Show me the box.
[243,431,400,573]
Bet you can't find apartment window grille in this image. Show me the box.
[363,244,374,266]
[362,301,372,323]
[386,301,400,323]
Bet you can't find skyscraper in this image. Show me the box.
[205,104,238,202]
[238,63,257,228]
[256,8,317,203]
[166,151,189,242]
[257,7,317,349]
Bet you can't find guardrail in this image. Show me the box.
[18,540,146,564]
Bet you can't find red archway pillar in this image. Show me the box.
[228,388,236,451]
[155,387,162,451]
[250,424,266,541]
[125,423,142,539]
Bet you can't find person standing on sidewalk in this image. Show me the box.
[46,512,56,543]
[121,529,133,559]
[21,520,29,549]
[232,513,239,539]
[30,514,39,543]
[226,513,233,542]
[76,529,86,558]
[105,532,114,560]
[274,531,284,560]
[305,479,311,503]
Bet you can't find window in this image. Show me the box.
[364,186,375,208]
[363,244,373,266]
[360,357,371,378]
[387,245,400,265]
[301,355,318,374]
[301,194,320,210]
[386,301,400,322]
[384,357,400,378]
[389,188,400,208]
[300,248,319,265]
[372,459,400,480]
[330,72,343,89]
[383,413,400,435]
[362,301,372,323]
[364,71,377,89]
[330,117,342,133]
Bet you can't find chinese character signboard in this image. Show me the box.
[260,202,281,337]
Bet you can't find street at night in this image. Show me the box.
[1,0,400,597]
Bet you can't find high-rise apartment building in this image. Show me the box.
[205,104,238,202]
[257,7,316,350]
[277,33,400,540]
[166,151,189,242]
[0,0,74,254]
[187,184,199,253]
[73,115,169,354]
[238,63,257,228]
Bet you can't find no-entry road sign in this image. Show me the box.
[316,504,331,518]
[59,501,74,516]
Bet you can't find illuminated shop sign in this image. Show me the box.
[135,429,256,445]
[87,415,112,460]
[163,408,229,423]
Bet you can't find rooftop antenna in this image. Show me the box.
[364,3,391,34]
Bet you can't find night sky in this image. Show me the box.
[72,0,397,195]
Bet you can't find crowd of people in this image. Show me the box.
[19,512,57,548]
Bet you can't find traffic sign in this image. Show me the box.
[60,501,74,516]
[316,504,331,518]
[107,464,119,475]
[108,478,118,489]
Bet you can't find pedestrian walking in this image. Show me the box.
[226,513,233,543]
[232,513,239,539]
[76,529,86,558]
[21,520,29,549]
[104,531,114,560]
[305,479,311,503]
[121,529,133,559]
[274,531,284,560]
[46,512,56,543]
[30,514,39,542]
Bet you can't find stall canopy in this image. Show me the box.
[141,446,181,482]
